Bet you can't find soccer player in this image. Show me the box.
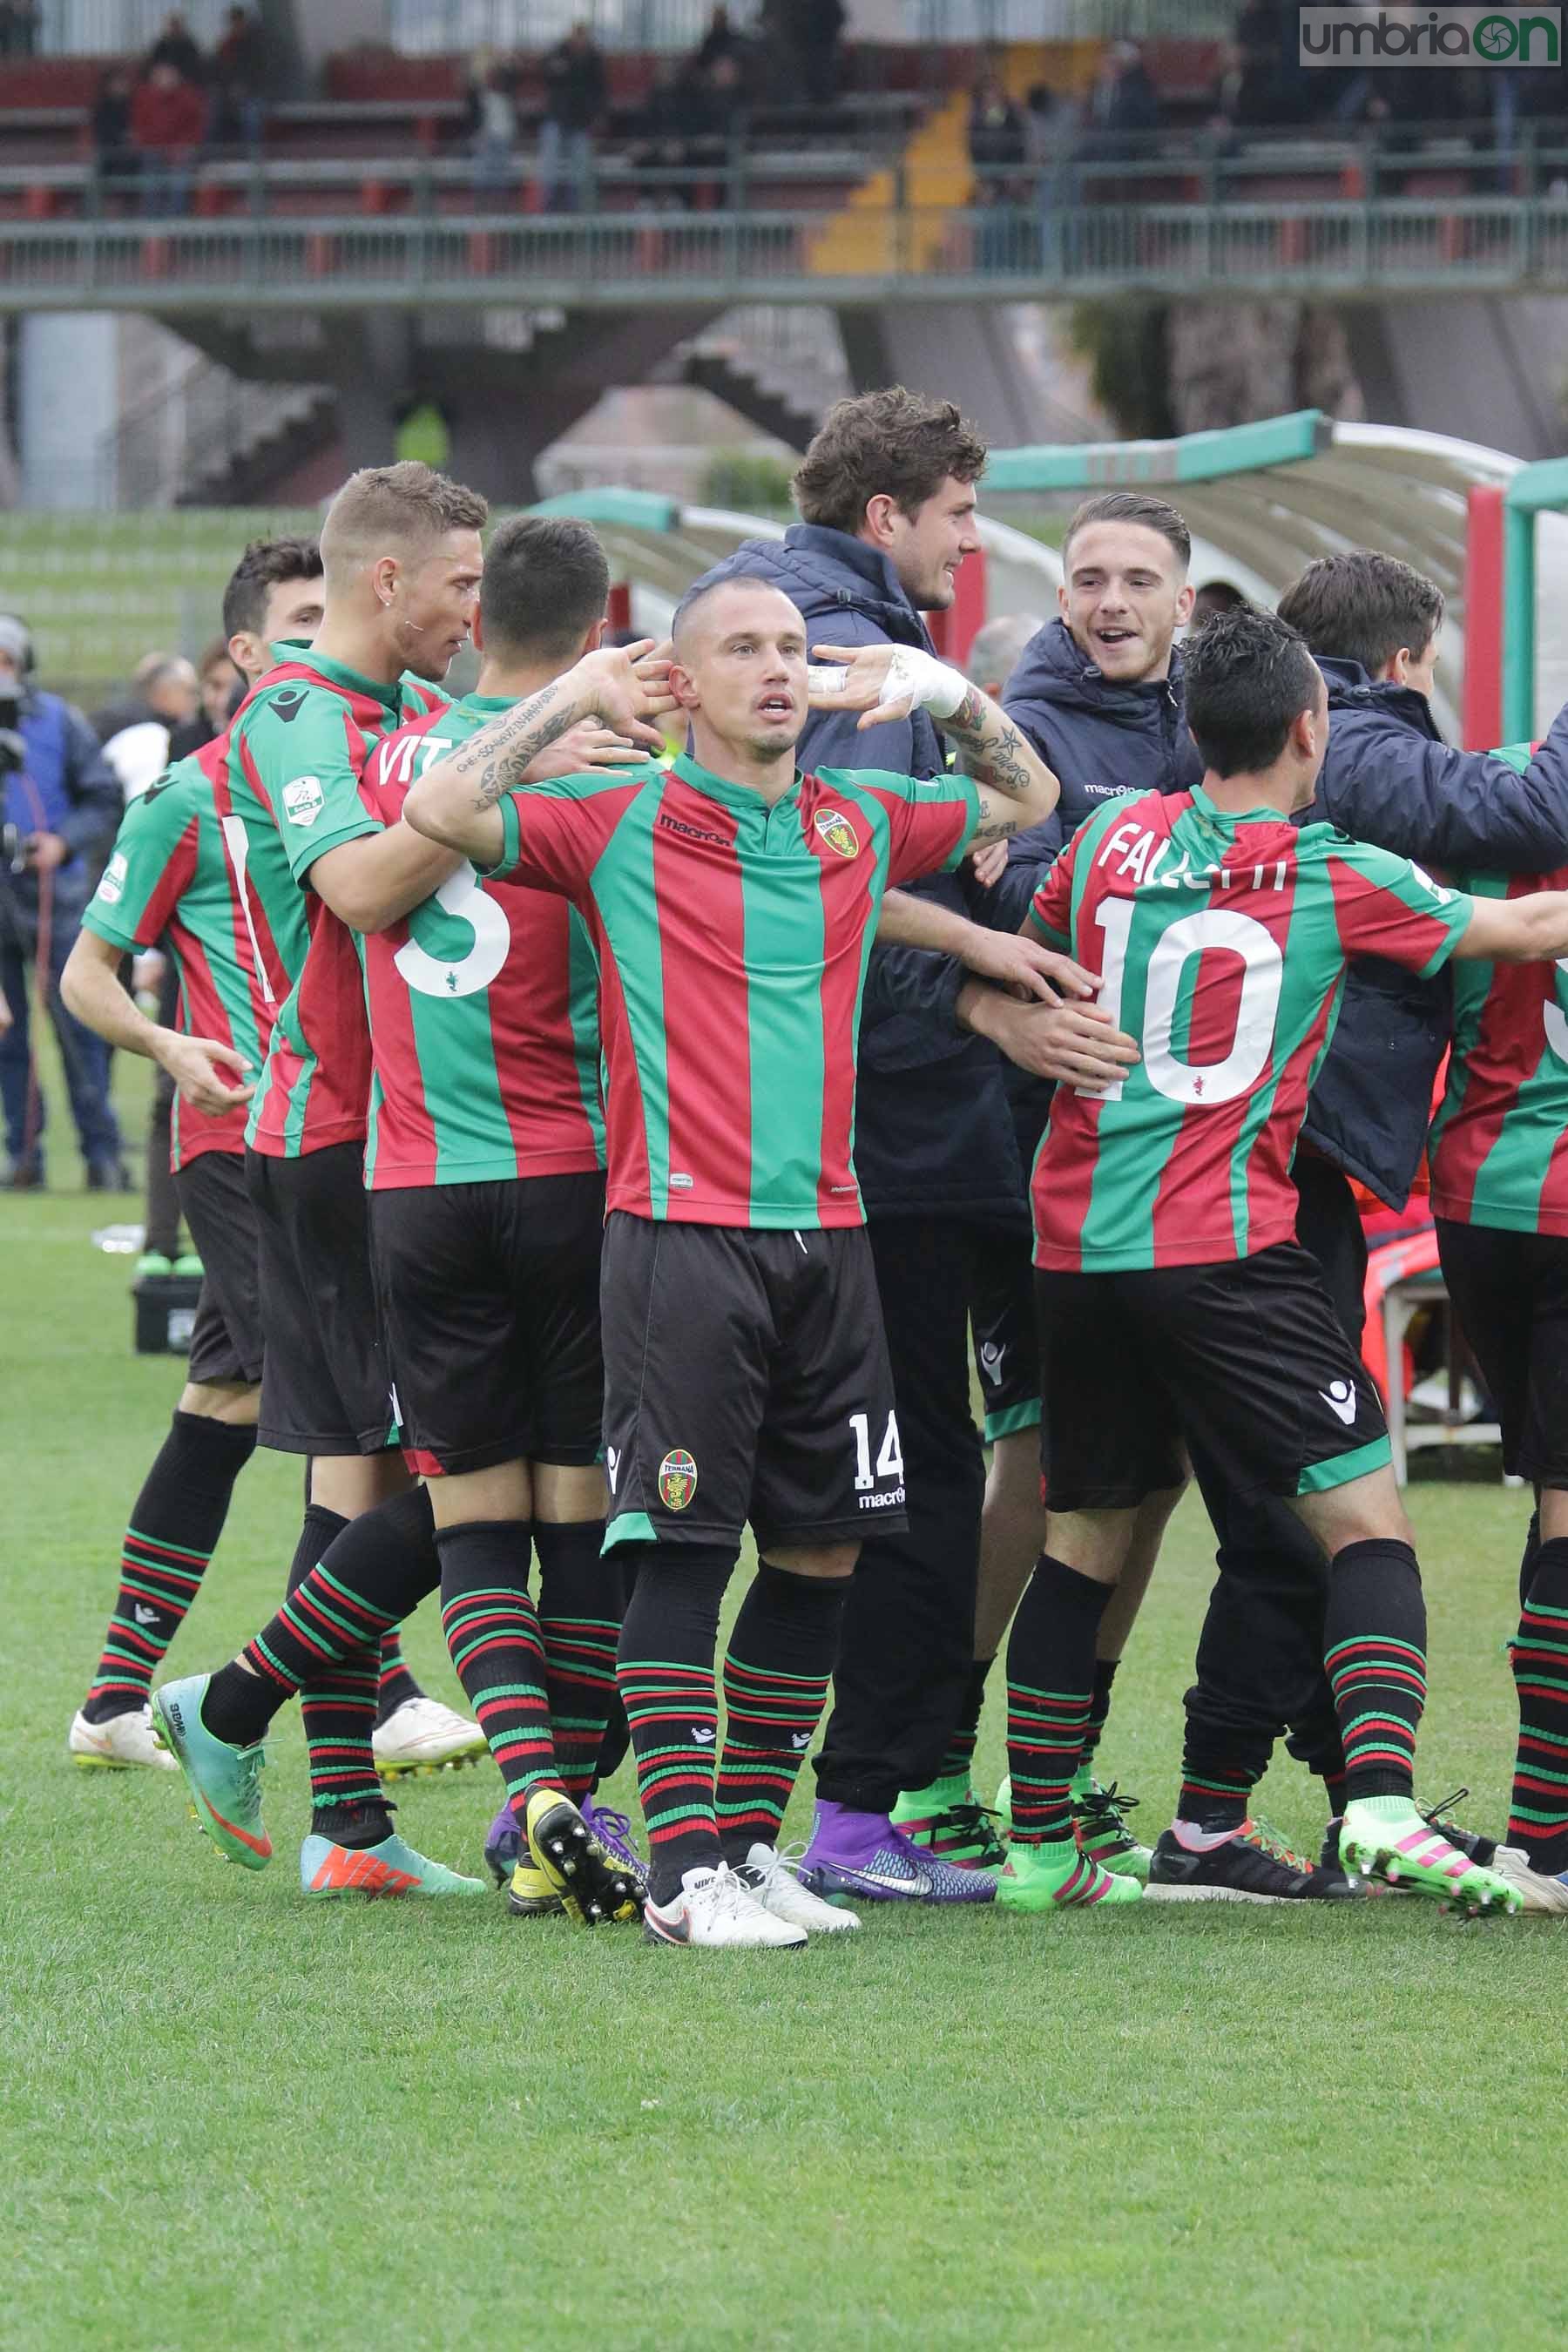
[1157,550,1568,1897]
[62,537,474,1779]
[354,515,656,1922]
[1430,749,1568,1913]
[62,540,321,1768]
[401,576,1062,1946]
[154,463,497,1899]
[689,391,1094,1904]
[997,604,1568,1916]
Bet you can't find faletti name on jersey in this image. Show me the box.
[1093,815,1290,896]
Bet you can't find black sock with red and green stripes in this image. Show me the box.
[536,1517,620,1805]
[284,1505,389,1835]
[1324,1538,1427,1801]
[436,1521,558,1816]
[1004,1554,1112,1847]
[716,1562,848,1865]
[82,1411,257,1722]
[1509,1533,1568,1874]
[616,1542,737,1904]
[375,1625,424,1722]
[199,1490,441,1850]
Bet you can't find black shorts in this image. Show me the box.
[1435,1219,1568,1485]
[1036,1242,1391,1512]
[245,1142,396,1457]
[175,1149,263,1387]
[369,1172,606,1477]
[600,1213,906,1553]
[970,1230,1041,1442]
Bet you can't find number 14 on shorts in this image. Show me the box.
[850,1409,905,1511]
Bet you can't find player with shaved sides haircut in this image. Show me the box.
[397,574,1068,1946]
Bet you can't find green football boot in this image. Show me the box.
[997,1839,1143,1914]
[891,1774,1007,1869]
[1071,1771,1152,1882]
[150,1673,272,1869]
[301,1830,486,1899]
[1339,1795,1522,1916]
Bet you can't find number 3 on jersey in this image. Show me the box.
[395,863,510,1000]
[1088,899,1283,1107]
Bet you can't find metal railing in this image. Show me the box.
[13,124,1565,229]
[4,193,1568,307]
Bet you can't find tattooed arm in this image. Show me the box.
[403,644,673,862]
[808,643,1058,843]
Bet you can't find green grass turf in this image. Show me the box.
[3,1053,1565,2349]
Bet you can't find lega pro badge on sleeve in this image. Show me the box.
[95,851,128,905]
[282,776,324,828]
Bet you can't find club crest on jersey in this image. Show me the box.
[814,808,860,860]
[282,776,324,828]
[658,1449,698,1511]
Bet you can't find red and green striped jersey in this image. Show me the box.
[355,693,606,1189]
[486,750,980,1227]
[229,645,447,1159]
[81,732,290,1167]
[1430,744,1568,1233]
[1028,785,1473,1271]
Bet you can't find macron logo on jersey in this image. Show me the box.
[282,776,324,828]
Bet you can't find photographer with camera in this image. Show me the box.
[0,615,126,1189]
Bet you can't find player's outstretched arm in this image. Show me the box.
[1457,889,1568,963]
[808,643,1059,841]
[60,930,253,1115]
[404,644,673,864]
[876,889,1098,1004]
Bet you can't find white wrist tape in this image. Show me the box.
[881,645,970,720]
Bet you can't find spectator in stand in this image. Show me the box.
[130,61,207,217]
[628,60,693,200]
[467,51,519,198]
[969,72,1029,270]
[539,22,607,213]
[212,5,266,149]
[146,9,205,84]
[0,615,125,1192]
[787,0,846,109]
[1226,0,1306,130]
[696,3,746,74]
[1083,38,1160,159]
[93,68,139,198]
[0,1,38,58]
[704,56,747,154]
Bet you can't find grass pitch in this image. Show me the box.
[3,1089,1563,2349]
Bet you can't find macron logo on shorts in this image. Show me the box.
[1321,1379,1357,1427]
